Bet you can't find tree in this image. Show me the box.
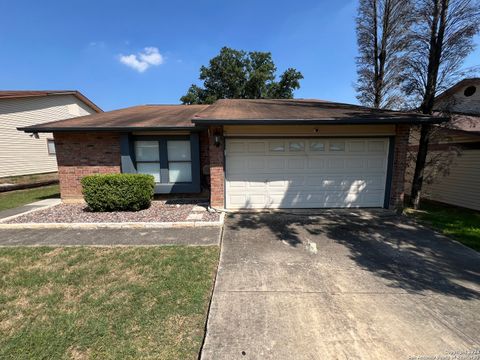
[355,0,414,109]
[404,0,480,208]
[180,47,303,104]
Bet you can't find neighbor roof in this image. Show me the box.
[0,90,102,113]
[18,104,209,132]
[438,115,480,138]
[19,99,444,133]
[192,99,445,125]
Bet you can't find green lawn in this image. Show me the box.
[406,201,480,251]
[0,185,60,211]
[0,246,219,359]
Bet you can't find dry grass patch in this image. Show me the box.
[0,246,219,360]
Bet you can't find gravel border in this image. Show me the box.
[0,201,225,229]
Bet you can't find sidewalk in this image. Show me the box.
[0,198,61,221]
[0,227,221,246]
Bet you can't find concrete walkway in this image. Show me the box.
[201,211,480,360]
[0,198,61,220]
[0,227,221,246]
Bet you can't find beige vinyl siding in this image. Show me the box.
[0,95,97,178]
[223,124,396,137]
[406,149,480,211]
[435,82,480,114]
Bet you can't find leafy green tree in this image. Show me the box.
[180,47,303,104]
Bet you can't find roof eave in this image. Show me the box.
[17,126,205,133]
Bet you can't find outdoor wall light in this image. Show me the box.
[214,131,222,147]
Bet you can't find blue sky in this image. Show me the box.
[1,0,479,111]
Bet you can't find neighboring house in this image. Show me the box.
[19,99,442,210]
[0,90,101,178]
[406,78,480,211]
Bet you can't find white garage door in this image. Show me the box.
[225,138,390,209]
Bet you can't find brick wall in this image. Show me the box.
[199,130,210,190]
[208,126,225,208]
[390,124,411,210]
[54,132,121,200]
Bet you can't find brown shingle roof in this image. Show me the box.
[19,104,209,132]
[19,99,444,133]
[192,99,443,124]
[0,90,102,113]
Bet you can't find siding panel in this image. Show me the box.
[0,95,97,178]
[406,150,480,211]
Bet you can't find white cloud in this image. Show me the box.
[119,47,164,73]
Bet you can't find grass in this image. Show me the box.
[0,185,60,211]
[406,201,480,251]
[0,246,219,359]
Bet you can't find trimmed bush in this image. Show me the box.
[81,173,155,212]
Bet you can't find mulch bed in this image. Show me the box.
[5,200,221,223]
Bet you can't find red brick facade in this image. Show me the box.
[208,126,225,208]
[54,126,410,210]
[199,130,211,190]
[389,124,411,210]
[54,132,121,200]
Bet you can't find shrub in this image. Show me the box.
[81,173,155,212]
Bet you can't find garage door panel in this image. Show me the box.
[267,158,286,170]
[287,159,306,169]
[367,157,387,169]
[247,142,266,153]
[368,140,387,152]
[226,138,389,209]
[327,159,345,169]
[307,159,325,169]
[348,141,366,152]
[345,158,365,169]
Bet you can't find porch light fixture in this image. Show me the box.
[213,131,222,147]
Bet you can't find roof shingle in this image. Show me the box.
[19,99,444,133]
[192,99,442,124]
[19,104,209,132]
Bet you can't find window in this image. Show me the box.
[134,138,193,184]
[135,141,161,182]
[47,139,56,155]
[329,141,345,152]
[309,141,325,151]
[167,140,192,182]
[269,141,285,152]
[289,141,305,152]
[464,86,476,97]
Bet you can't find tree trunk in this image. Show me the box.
[373,0,381,109]
[410,124,431,208]
[409,0,448,209]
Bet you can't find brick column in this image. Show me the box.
[389,124,410,210]
[208,126,225,209]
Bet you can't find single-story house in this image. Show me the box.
[405,78,480,211]
[19,99,443,210]
[0,90,101,179]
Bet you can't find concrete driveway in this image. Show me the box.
[201,211,480,360]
